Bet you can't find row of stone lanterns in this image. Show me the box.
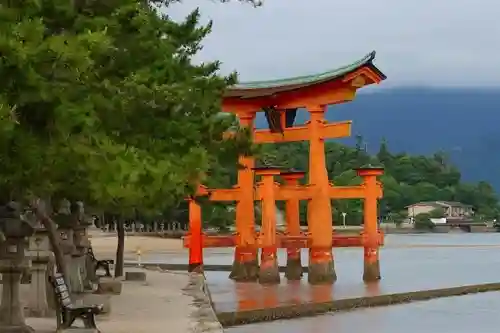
[0,202,36,333]
[0,200,110,332]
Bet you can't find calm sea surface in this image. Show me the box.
[145,233,500,332]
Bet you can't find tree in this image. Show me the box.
[0,0,252,279]
[414,213,434,230]
[377,138,392,167]
[0,0,115,281]
[429,208,445,219]
[391,210,408,227]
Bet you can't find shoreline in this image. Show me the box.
[89,232,500,261]
[89,231,500,255]
[183,272,224,333]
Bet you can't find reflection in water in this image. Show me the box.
[288,281,303,305]
[309,283,334,304]
[262,286,279,308]
[364,282,381,297]
[207,234,500,313]
[227,291,500,333]
[236,283,260,311]
[210,234,500,333]
[228,279,375,312]
[234,281,332,311]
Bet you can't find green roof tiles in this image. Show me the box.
[229,51,385,91]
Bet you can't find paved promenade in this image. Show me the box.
[27,268,220,333]
[21,230,221,333]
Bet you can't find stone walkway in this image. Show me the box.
[27,269,221,333]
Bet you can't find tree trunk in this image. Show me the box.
[115,218,125,278]
[32,200,69,284]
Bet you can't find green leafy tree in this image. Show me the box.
[0,0,252,278]
[377,138,392,168]
[414,213,434,230]
[429,208,445,219]
[391,210,408,227]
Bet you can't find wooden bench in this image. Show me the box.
[49,273,103,331]
[88,247,114,278]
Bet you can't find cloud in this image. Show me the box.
[165,0,500,87]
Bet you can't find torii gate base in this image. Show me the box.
[229,248,259,282]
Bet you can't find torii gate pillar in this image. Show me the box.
[229,112,259,281]
[306,105,336,284]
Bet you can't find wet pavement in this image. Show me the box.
[204,234,500,312]
[227,291,500,333]
[220,233,500,333]
[141,233,500,332]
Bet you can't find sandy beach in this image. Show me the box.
[89,230,186,259]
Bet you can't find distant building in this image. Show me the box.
[406,201,473,221]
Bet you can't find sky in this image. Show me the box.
[166,0,500,88]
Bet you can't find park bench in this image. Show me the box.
[50,273,104,331]
[88,246,114,278]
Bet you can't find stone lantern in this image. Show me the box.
[53,199,77,292]
[26,225,55,317]
[0,201,35,333]
[74,211,93,291]
[68,202,87,294]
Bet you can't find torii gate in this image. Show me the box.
[184,51,387,284]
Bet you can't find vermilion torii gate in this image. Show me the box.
[184,51,387,284]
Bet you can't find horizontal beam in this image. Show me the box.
[209,188,241,201]
[253,121,351,144]
[275,185,382,200]
[183,232,384,248]
[206,184,383,202]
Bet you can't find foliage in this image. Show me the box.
[201,202,234,232]
[0,0,251,212]
[391,210,408,227]
[429,208,445,219]
[0,0,254,276]
[414,213,434,230]
[494,220,500,231]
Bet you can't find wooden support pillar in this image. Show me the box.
[357,167,384,282]
[188,198,203,273]
[282,171,305,280]
[306,105,336,284]
[230,112,258,281]
[255,168,281,284]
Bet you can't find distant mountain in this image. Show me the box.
[255,87,500,190]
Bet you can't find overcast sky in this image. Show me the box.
[166,0,500,87]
